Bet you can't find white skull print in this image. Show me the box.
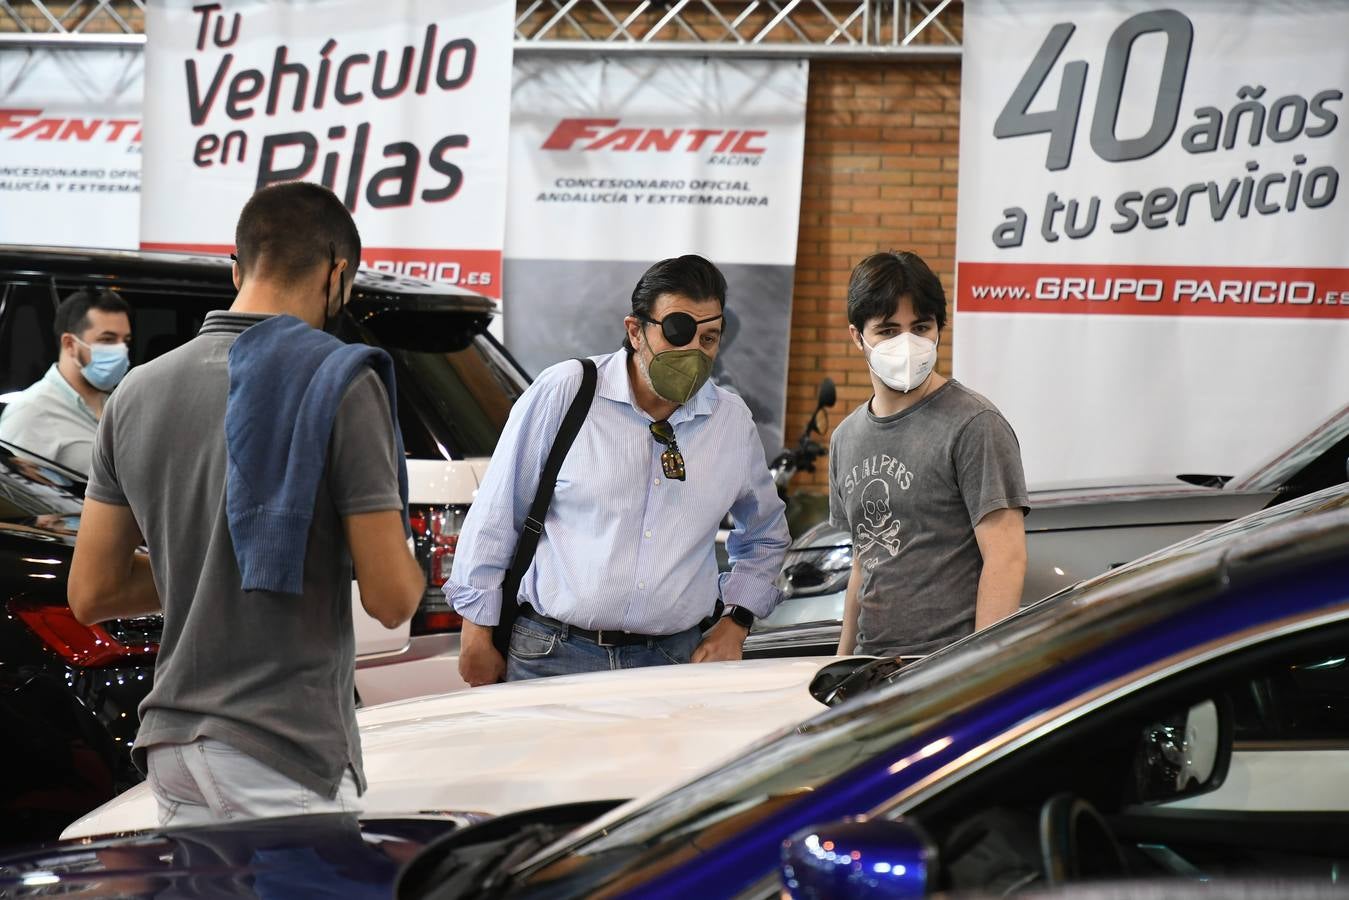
[855,478,902,558]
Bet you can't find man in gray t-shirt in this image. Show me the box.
[68,183,424,827]
[829,251,1028,658]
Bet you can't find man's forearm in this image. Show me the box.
[974,556,1024,630]
[837,563,862,655]
[76,553,160,624]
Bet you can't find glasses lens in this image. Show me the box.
[660,312,698,347]
[650,421,674,444]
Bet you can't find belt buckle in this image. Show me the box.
[594,629,617,647]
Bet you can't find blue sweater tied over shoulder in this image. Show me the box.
[226,315,410,595]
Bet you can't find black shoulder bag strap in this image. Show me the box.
[493,358,598,655]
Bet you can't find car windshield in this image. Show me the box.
[1231,402,1349,493]
[501,486,1349,894]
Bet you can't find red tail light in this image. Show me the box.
[409,504,468,635]
[410,504,467,588]
[10,601,158,668]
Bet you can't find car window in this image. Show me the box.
[383,334,527,459]
[1231,652,1349,745]
[0,283,60,393]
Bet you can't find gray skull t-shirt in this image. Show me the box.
[828,379,1028,657]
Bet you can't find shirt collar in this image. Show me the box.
[200,310,273,337]
[594,349,718,423]
[42,364,97,423]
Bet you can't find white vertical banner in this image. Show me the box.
[503,58,808,456]
[141,0,514,297]
[0,49,143,248]
[956,1,1349,484]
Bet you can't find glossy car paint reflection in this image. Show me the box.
[781,819,933,899]
[64,656,835,838]
[0,814,472,896]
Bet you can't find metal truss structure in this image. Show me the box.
[0,0,961,58]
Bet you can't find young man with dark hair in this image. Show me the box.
[69,181,424,826]
[0,288,132,474]
[830,251,1028,658]
[450,254,790,684]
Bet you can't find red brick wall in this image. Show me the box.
[787,60,961,489]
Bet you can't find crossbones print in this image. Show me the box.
[855,479,902,558]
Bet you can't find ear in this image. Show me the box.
[848,324,865,352]
[331,258,351,299]
[624,315,643,348]
[231,260,242,291]
[59,332,78,357]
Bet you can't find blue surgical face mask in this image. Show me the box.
[73,337,130,391]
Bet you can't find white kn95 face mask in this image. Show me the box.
[863,332,937,393]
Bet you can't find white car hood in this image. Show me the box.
[62,657,837,839]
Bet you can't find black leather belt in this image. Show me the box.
[517,604,669,648]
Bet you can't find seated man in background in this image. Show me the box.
[0,288,132,474]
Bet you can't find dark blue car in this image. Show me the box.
[4,482,1348,898]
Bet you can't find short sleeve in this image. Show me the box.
[828,425,848,530]
[326,369,403,517]
[86,391,128,506]
[953,410,1029,527]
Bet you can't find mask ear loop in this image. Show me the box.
[323,242,342,333]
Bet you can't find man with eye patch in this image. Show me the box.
[448,254,791,684]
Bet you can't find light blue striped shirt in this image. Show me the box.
[446,349,789,634]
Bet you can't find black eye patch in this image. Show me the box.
[642,311,723,347]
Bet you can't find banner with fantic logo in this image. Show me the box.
[504,59,808,457]
[956,0,1349,484]
[141,0,514,297]
[0,49,142,247]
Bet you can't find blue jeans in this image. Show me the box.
[505,615,703,681]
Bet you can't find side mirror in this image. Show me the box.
[818,377,837,410]
[1129,697,1233,804]
[781,817,933,899]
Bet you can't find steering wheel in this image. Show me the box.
[1038,793,1130,886]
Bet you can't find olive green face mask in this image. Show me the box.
[645,346,714,404]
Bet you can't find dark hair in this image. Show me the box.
[623,254,728,352]
[233,182,362,284]
[54,287,130,341]
[846,251,947,333]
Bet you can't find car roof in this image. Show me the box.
[0,244,498,317]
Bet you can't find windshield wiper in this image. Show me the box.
[397,800,625,900]
[809,657,914,707]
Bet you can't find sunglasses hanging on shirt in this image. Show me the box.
[649,419,686,481]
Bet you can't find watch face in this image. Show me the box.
[728,606,754,628]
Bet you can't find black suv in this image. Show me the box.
[0,245,531,844]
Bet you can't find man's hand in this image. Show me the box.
[692,617,748,663]
[459,620,506,687]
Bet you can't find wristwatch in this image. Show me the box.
[722,605,755,629]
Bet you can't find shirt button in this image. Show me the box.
[644,530,652,539]
[654,478,661,486]
[638,581,647,590]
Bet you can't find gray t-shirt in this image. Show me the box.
[86,311,403,798]
[829,380,1028,657]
